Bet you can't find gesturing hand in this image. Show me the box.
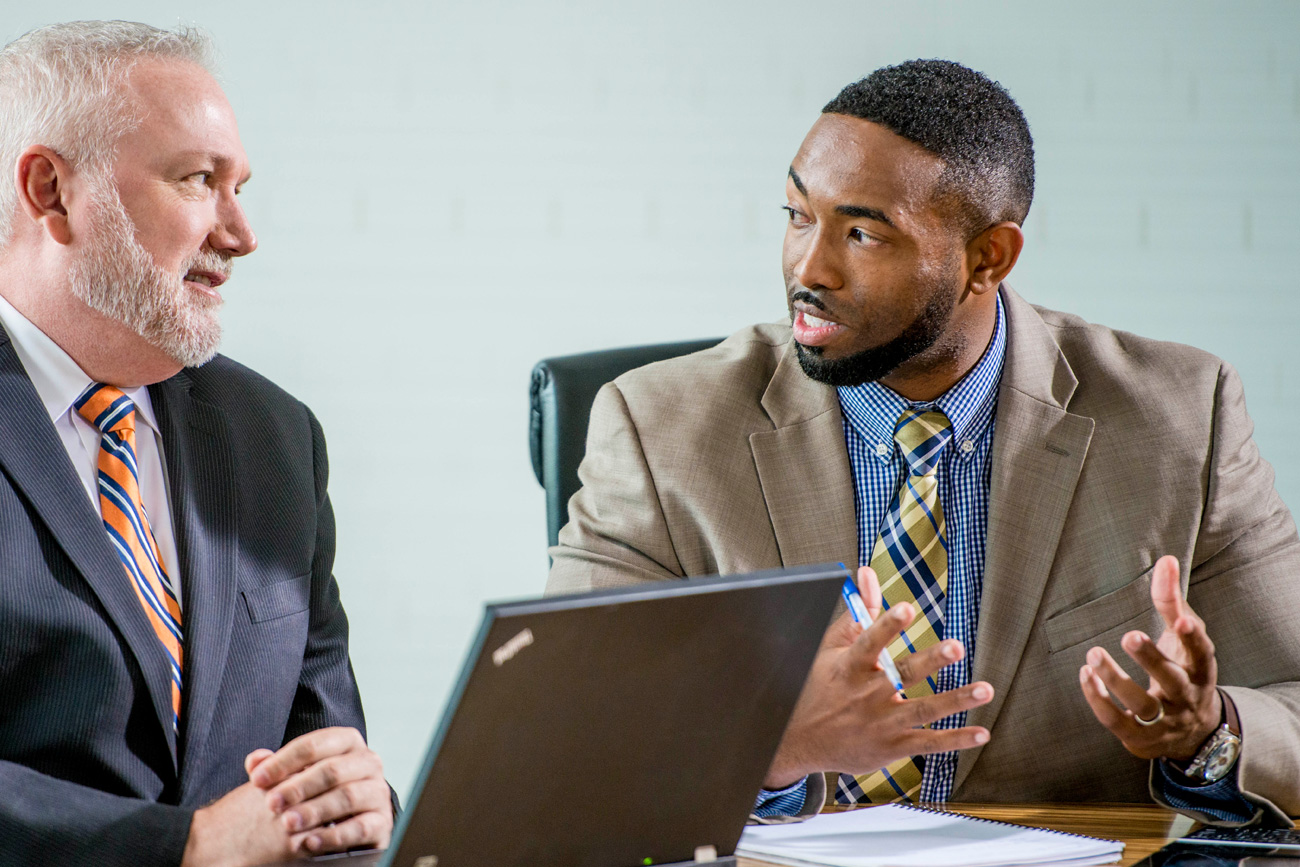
[763,566,994,789]
[246,726,393,856]
[1079,554,1222,761]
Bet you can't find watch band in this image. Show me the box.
[1219,688,1241,738]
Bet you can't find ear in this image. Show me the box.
[15,145,75,245]
[966,221,1024,296]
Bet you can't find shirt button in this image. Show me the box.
[960,439,975,454]
[876,443,890,457]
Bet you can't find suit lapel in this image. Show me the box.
[150,371,239,794]
[953,288,1095,792]
[0,326,181,764]
[750,342,860,574]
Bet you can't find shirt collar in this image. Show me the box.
[838,292,1007,463]
[0,293,161,434]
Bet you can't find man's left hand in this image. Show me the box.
[246,726,393,855]
[1078,554,1222,762]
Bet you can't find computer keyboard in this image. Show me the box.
[1182,825,1300,850]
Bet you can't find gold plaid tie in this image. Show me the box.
[75,383,184,731]
[837,408,952,804]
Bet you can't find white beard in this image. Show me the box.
[68,181,228,367]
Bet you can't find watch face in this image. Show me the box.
[1202,734,1241,782]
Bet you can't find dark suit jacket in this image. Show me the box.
[548,286,1300,826]
[0,323,367,866]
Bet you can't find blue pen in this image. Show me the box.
[840,569,905,693]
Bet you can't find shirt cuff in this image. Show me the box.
[752,777,808,818]
[1151,759,1258,826]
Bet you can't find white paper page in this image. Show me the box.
[737,804,1124,867]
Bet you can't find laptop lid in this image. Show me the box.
[379,563,844,867]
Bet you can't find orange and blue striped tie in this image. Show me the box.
[75,383,183,731]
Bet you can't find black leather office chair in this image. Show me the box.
[530,338,722,549]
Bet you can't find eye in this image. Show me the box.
[781,205,810,226]
[849,227,879,245]
[187,171,213,186]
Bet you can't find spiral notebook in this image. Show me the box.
[737,803,1124,867]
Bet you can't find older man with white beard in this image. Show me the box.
[0,21,392,867]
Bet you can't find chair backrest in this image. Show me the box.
[530,338,722,548]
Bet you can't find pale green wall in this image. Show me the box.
[10,0,1298,800]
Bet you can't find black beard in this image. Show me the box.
[793,280,959,388]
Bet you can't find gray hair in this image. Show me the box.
[0,20,215,248]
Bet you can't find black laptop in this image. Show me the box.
[304,563,843,867]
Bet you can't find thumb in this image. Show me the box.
[244,748,275,779]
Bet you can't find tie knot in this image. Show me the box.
[893,408,953,476]
[74,383,136,436]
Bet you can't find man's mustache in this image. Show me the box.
[183,250,233,279]
[790,289,828,312]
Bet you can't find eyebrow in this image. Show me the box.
[788,167,808,196]
[835,204,894,227]
[787,167,895,228]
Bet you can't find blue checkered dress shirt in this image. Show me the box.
[836,296,1006,803]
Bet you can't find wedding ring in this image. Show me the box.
[1134,701,1165,726]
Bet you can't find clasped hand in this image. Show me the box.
[182,726,392,866]
[763,566,994,790]
[1079,554,1223,762]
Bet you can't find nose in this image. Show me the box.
[209,188,257,257]
[790,226,842,291]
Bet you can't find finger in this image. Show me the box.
[295,809,392,855]
[269,748,384,816]
[856,566,882,620]
[1149,555,1185,632]
[280,773,389,832]
[1079,664,1127,730]
[250,726,367,788]
[244,748,275,778]
[843,603,914,679]
[898,724,991,757]
[899,681,993,729]
[1121,631,1191,698]
[1172,611,1217,685]
[894,638,964,690]
[1085,647,1160,720]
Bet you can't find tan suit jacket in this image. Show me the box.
[547,286,1300,824]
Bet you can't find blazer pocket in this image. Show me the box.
[1043,566,1156,653]
[242,573,311,624]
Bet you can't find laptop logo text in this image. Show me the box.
[492,628,535,667]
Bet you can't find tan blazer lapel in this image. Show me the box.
[954,288,1096,791]
[750,342,860,574]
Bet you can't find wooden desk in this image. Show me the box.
[737,802,1198,867]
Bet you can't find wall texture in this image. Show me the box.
[10,0,1299,800]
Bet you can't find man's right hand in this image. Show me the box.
[180,779,296,867]
[762,566,995,789]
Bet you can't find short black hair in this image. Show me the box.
[823,59,1034,236]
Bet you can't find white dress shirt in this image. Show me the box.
[0,293,182,608]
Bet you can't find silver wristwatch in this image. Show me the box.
[1174,690,1242,785]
